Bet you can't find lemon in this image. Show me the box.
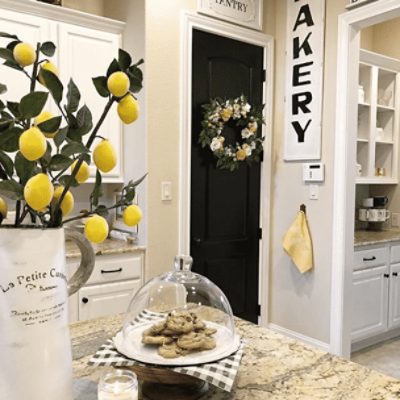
[123,204,142,227]
[0,197,8,218]
[84,215,109,243]
[38,61,59,86]
[19,127,47,161]
[107,71,129,97]
[34,111,58,138]
[24,173,54,211]
[13,42,36,67]
[93,140,116,173]
[117,94,139,124]
[71,160,90,184]
[52,186,74,216]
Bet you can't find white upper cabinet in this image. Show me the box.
[0,1,125,182]
[58,23,123,181]
[356,49,400,184]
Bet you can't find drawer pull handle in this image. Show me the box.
[101,268,123,274]
[393,272,398,277]
[384,274,390,278]
[82,297,89,304]
[363,256,376,261]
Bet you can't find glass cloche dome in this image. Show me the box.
[114,255,240,365]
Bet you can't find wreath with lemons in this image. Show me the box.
[199,95,265,171]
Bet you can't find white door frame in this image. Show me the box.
[332,0,400,357]
[178,12,274,326]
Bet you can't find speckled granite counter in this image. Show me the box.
[70,314,400,399]
[66,238,145,259]
[354,229,400,247]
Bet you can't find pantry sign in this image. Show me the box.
[284,0,325,161]
[197,0,263,31]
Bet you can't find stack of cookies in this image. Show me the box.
[142,310,217,359]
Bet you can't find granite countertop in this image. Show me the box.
[354,229,400,247]
[70,314,400,399]
[66,238,146,259]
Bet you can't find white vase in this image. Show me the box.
[0,227,94,400]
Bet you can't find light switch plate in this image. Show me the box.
[161,181,172,201]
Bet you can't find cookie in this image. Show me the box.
[142,335,173,345]
[177,332,205,350]
[158,342,182,358]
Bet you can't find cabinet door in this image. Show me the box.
[0,10,50,102]
[78,280,140,321]
[389,263,400,329]
[58,23,123,181]
[351,265,389,342]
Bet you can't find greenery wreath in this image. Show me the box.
[199,95,265,171]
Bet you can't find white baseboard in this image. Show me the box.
[268,323,330,352]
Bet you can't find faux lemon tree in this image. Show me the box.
[0,33,144,243]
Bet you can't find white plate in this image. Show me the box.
[113,320,241,366]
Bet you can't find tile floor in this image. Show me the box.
[351,336,400,379]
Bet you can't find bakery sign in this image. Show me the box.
[197,0,263,31]
[284,0,325,161]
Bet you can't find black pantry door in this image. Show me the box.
[190,30,264,323]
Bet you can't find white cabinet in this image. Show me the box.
[351,265,388,341]
[67,250,144,323]
[352,243,400,343]
[356,50,400,184]
[0,2,125,182]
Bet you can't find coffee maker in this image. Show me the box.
[358,196,390,229]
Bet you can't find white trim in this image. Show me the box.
[332,0,400,358]
[178,12,274,326]
[0,0,125,33]
[268,323,330,352]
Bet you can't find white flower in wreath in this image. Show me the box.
[233,103,241,119]
[242,143,252,157]
[248,121,258,132]
[225,148,233,156]
[241,103,251,116]
[241,128,254,139]
[251,141,257,150]
[210,137,224,152]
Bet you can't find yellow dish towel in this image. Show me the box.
[282,211,314,273]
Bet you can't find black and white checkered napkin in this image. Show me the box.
[88,310,244,392]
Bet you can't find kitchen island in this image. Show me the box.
[71,314,400,399]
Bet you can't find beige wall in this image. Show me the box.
[62,0,104,16]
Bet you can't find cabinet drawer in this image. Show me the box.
[67,253,143,286]
[354,247,388,270]
[390,244,400,263]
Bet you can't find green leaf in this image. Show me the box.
[6,40,20,52]
[49,154,74,171]
[95,205,109,217]
[61,141,89,157]
[0,127,22,152]
[3,60,23,71]
[40,41,56,57]
[15,152,35,184]
[19,91,48,119]
[127,65,143,93]
[76,105,93,135]
[54,126,68,147]
[58,174,79,187]
[0,83,7,95]
[40,69,63,104]
[0,33,19,40]
[7,101,20,118]
[82,152,91,165]
[37,115,62,134]
[92,76,109,98]
[90,169,103,207]
[0,48,14,62]
[66,79,80,113]
[0,150,13,177]
[133,58,144,67]
[0,180,23,200]
[106,58,120,77]
[118,48,132,70]
[40,141,52,166]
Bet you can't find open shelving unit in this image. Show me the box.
[356,49,400,184]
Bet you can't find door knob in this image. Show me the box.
[82,297,89,304]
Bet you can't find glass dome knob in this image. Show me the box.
[174,255,193,271]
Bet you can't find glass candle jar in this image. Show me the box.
[98,370,138,400]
